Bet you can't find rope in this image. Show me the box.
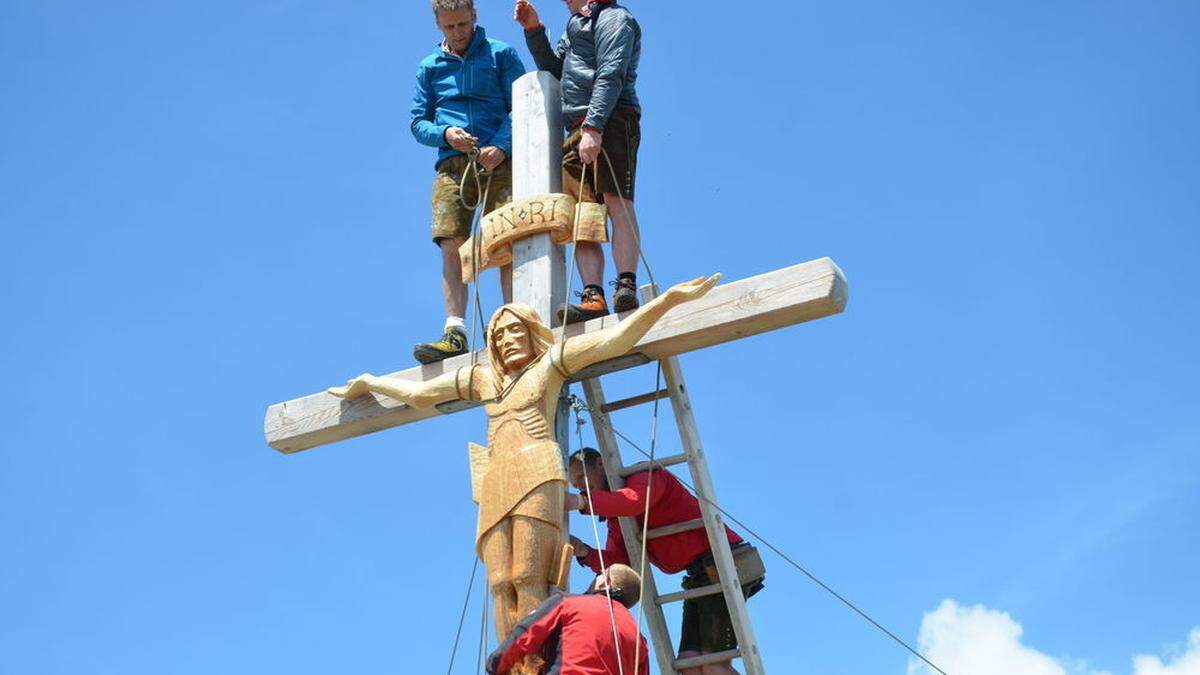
[574,399,951,675]
[460,149,493,365]
[572,406,628,675]
[599,147,657,291]
[630,363,661,670]
[444,557,480,675]
[475,568,489,674]
[557,144,665,673]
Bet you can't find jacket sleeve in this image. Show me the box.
[585,472,664,518]
[410,64,449,148]
[485,45,527,156]
[524,26,567,78]
[486,593,565,674]
[584,14,636,130]
[577,516,631,574]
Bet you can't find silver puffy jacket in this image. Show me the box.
[524,1,641,130]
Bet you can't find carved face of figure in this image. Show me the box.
[493,313,535,374]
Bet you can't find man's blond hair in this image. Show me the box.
[431,0,474,15]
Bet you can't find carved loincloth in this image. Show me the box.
[475,439,565,554]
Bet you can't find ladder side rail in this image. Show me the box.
[640,285,766,674]
[580,378,678,675]
[657,354,767,675]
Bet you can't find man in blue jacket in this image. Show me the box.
[514,0,643,325]
[411,0,527,364]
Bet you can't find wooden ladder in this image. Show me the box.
[576,288,766,675]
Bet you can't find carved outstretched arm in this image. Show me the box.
[327,370,466,409]
[560,274,721,373]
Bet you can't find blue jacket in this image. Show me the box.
[525,1,640,130]
[411,26,527,166]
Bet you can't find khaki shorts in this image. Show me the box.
[431,155,514,244]
[678,542,766,655]
[563,106,641,204]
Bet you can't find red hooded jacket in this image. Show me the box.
[577,469,742,575]
[487,591,649,675]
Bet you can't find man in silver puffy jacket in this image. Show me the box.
[515,0,644,325]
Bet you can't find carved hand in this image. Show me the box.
[327,374,377,399]
[664,273,722,306]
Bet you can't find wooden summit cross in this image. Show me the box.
[264,72,848,674]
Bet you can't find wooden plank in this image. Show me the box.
[618,453,690,478]
[511,71,565,327]
[600,388,670,414]
[646,518,704,540]
[580,379,678,675]
[675,650,742,670]
[656,583,723,605]
[264,257,847,453]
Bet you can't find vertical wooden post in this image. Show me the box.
[511,71,566,327]
[511,69,573,593]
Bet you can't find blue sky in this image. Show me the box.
[2,1,1198,673]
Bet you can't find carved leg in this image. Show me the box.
[480,519,517,640]
[511,515,560,619]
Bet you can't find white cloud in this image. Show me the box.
[1132,629,1200,675]
[908,599,1200,675]
[908,599,1069,675]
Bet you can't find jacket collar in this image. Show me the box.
[578,1,614,18]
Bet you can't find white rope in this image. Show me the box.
[575,412,628,675]
[630,363,662,670]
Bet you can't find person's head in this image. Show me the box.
[432,0,476,54]
[568,447,610,494]
[588,564,642,608]
[563,0,590,16]
[486,304,554,380]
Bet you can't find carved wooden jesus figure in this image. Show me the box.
[328,274,719,647]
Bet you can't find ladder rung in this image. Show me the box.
[600,388,671,414]
[657,582,723,605]
[645,518,704,540]
[618,453,689,477]
[674,649,742,669]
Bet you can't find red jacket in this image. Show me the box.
[578,469,742,574]
[487,592,649,675]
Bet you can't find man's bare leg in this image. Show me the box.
[574,241,605,289]
[603,193,640,277]
[440,236,468,323]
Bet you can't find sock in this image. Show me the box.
[617,272,637,285]
[444,316,466,334]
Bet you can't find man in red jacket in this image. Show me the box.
[565,448,766,675]
[487,564,649,675]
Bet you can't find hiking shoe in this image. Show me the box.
[413,327,468,365]
[611,277,640,314]
[559,286,610,325]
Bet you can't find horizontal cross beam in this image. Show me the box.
[263,257,848,454]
